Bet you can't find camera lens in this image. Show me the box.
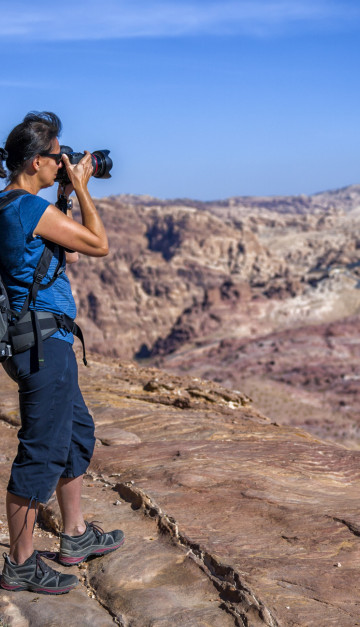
[91,150,112,179]
[55,147,113,185]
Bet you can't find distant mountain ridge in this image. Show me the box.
[112,183,360,214]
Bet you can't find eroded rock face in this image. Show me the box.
[64,188,360,447]
[1,354,359,625]
[69,186,360,362]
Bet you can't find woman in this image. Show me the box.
[0,112,124,594]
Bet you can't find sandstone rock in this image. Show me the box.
[56,356,360,624]
[68,187,360,363]
[95,425,141,446]
[159,314,360,448]
[92,421,360,626]
[1,355,360,624]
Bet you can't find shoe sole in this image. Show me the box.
[0,580,78,594]
[59,538,125,566]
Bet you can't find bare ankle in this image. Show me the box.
[9,548,33,565]
[63,523,86,537]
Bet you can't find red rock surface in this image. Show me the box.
[1,354,360,625]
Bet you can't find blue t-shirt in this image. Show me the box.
[0,191,76,343]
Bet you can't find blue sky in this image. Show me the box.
[1,0,360,201]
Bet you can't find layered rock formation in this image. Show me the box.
[1,353,360,625]
[66,186,360,446]
[70,185,360,360]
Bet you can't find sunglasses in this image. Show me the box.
[40,152,63,165]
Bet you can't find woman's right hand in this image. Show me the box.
[62,151,93,193]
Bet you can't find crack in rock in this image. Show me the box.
[82,567,124,626]
[116,481,279,627]
[332,516,360,537]
[37,502,124,626]
[39,471,278,626]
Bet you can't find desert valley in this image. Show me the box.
[72,185,360,448]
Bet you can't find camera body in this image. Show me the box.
[55,145,113,186]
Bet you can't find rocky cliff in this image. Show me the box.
[70,186,360,360]
[67,186,360,447]
[0,352,360,626]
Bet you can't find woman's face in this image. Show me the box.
[38,137,63,188]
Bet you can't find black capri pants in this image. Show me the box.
[3,338,95,504]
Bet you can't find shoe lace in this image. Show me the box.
[88,521,104,537]
[35,551,58,579]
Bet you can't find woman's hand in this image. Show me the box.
[66,251,79,264]
[61,151,93,193]
[58,182,74,198]
[34,151,108,258]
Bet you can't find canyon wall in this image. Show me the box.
[68,186,360,446]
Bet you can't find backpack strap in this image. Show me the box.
[8,311,87,366]
[0,190,62,306]
[22,243,66,366]
[19,243,65,315]
[54,313,87,366]
[0,190,65,295]
[0,189,28,210]
[0,190,87,366]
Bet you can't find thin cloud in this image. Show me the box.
[0,79,51,88]
[1,1,359,40]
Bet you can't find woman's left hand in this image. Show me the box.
[66,250,79,264]
[57,182,74,198]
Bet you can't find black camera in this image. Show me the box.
[55,145,113,186]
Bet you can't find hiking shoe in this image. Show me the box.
[59,521,125,566]
[1,551,78,594]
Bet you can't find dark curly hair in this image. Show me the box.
[0,111,62,182]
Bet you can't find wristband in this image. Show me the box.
[56,195,73,214]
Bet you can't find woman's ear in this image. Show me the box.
[31,155,41,172]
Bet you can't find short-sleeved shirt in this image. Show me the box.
[0,191,76,343]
